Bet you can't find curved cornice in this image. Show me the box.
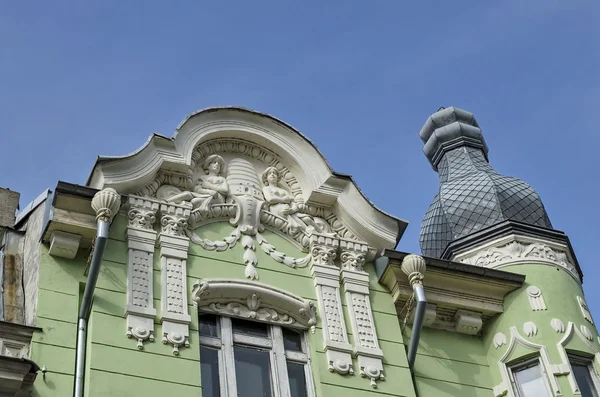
[86,106,406,249]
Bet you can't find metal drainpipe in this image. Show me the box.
[74,188,121,397]
[400,254,427,369]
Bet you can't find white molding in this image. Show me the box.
[453,234,580,283]
[577,296,594,324]
[340,242,384,389]
[48,230,81,259]
[526,286,547,311]
[158,203,192,355]
[497,327,562,397]
[191,278,317,332]
[87,108,403,249]
[125,197,160,350]
[556,321,600,395]
[309,235,354,376]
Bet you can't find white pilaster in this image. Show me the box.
[158,203,192,355]
[309,234,354,376]
[125,197,160,350]
[339,239,384,388]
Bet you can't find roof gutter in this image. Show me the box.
[74,188,121,397]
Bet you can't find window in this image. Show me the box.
[569,354,600,397]
[199,314,313,397]
[509,357,552,397]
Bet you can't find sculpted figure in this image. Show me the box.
[167,155,230,212]
[261,167,331,235]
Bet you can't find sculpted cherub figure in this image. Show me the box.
[261,166,331,234]
[167,155,229,212]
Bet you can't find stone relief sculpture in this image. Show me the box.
[134,151,372,281]
[261,166,333,236]
[163,154,230,212]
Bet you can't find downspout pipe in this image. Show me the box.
[400,254,428,369]
[74,188,121,397]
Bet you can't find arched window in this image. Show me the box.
[191,279,318,397]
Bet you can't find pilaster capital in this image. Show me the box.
[339,238,369,272]
[159,203,191,237]
[128,197,160,231]
[309,234,339,267]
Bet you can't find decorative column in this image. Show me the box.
[309,234,354,375]
[158,203,192,355]
[339,239,385,388]
[125,197,160,349]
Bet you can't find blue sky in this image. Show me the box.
[1,1,599,319]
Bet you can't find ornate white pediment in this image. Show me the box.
[191,278,317,332]
[86,107,404,250]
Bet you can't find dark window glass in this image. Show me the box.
[287,362,308,397]
[232,318,268,337]
[234,346,272,397]
[199,314,219,337]
[200,347,221,397]
[282,328,303,352]
[572,363,599,397]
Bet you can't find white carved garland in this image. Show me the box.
[125,197,159,350]
[124,148,387,373]
[136,151,360,280]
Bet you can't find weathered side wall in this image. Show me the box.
[21,203,46,326]
[30,215,417,397]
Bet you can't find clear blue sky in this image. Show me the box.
[2,2,599,319]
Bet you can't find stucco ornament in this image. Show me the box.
[401,254,426,286]
[191,279,317,333]
[551,318,566,333]
[577,296,594,324]
[493,332,507,349]
[261,166,333,236]
[523,322,538,337]
[581,324,593,341]
[164,154,230,213]
[124,197,159,350]
[526,286,547,311]
[458,240,579,282]
[91,188,121,223]
[167,156,340,279]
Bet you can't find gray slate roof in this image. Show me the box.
[419,107,552,258]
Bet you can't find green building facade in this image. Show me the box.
[1,106,598,397]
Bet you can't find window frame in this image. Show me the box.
[199,314,315,397]
[508,356,553,397]
[568,353,600,396]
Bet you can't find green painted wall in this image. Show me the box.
[29,214,417,397]
[404,326,493,397]
[483,263,600,396]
